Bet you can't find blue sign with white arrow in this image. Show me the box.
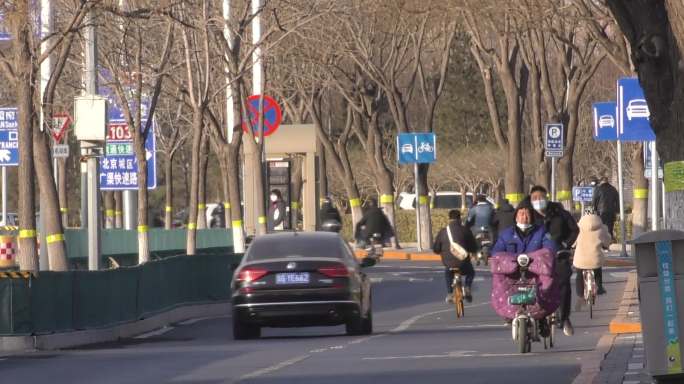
[397,133,436,164]
[617,77,656,141]
[592,102,618,141]
[0,108,18,166]
[99,128,156,190]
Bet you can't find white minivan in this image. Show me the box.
[397,192,493,210]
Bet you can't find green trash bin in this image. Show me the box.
[633,230,684,383]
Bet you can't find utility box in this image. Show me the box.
[633,230,684,383]
[73,95,107,142]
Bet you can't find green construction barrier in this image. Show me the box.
[0,253,243,336]
[64,228,234,267]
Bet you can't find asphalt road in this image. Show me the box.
[0,260,629,384]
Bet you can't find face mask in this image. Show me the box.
[517,223,532,231]
[532,199,547,211]
[270,195,277,202]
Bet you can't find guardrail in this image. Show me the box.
[0,253,243,336]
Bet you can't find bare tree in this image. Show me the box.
[100,3,176,263]
[0,1,93,272]
[464,1,527,206]
[155,93,191,230]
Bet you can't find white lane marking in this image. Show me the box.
[363,351,531,361]
[390,302,491,333]
[176,315,231,326]
[239,354,311,380]
[134,325,175,339]
[445,323,506,329]
[240,301,489,379]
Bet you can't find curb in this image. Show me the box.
[608,271,642,334]
[0,301,230,355]
[572,270,640,384]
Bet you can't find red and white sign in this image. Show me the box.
[51,113,72,143]
[107,123,132,141]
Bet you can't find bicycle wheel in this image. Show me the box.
[453,281,464,318]
[517,318,529,354]
[549,314,556,348]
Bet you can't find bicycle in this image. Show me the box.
[450,267,465,318]
[583,270,597,319]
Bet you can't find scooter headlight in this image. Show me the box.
[517,254,530,267]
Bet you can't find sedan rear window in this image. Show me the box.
[247,236,345,260]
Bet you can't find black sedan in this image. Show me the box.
[231,232,375,339]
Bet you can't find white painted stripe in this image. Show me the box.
[390,302,490,333]
[177,315,231,326]
[239,354,310,379]
[134,326,175,339]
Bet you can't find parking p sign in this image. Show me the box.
[545,123,564,158]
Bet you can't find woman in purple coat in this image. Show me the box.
[490,202,559,321]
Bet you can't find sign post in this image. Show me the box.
[617,77,659,235]
[0,108,18,226]
[545,123,564,201]
[397,133,437,251]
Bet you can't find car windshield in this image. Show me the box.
[247,234,345,260]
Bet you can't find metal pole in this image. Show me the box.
[39,0,54,271]
[123,190,137,230]
[617,140,628,257]
[80,160,87,227]
[223,0,234,142]
[551,157,556,201]
[661,178,667,229]
[1,167,6,226]
[651,141,659,231]
[414,162,422,251]
[252,0,264,232]
[84,9,100,270]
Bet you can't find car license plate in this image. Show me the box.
[276,272,310,284]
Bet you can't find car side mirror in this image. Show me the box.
[360,257,377,268]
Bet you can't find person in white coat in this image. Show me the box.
[573,214,612,299]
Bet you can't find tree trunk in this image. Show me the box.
[290,156,303,230]
[318,140,328,200]
[103,191,115,229]
[197,135,209,229]
[114,191,123,228]
[164,155,173,230]
[227,147,245,253]
[58,158,68,227]
[631,144,648,237]
[186,111,203,255]
[33,120,68,271]
[136,137,149,264]
[500,63,525,206]
[15,18,38,273]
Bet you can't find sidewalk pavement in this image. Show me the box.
[355,243,636,268]
[572,267,655,384]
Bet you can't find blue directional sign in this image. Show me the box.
[617,77,656,141]
[545,123,564,157]
[0,108,18,166]
[99,129,156,190]
[592,102,618,141]
[99,84,156,190]
[572,186,594,203]
[397,133,436,164]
